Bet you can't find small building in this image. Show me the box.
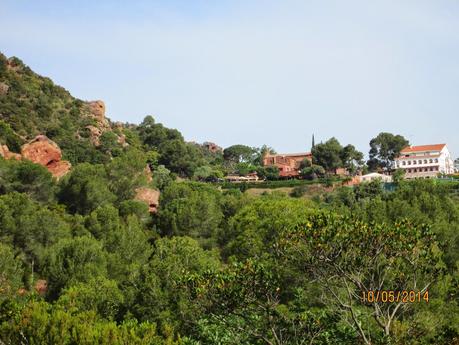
[263,152,312,178]
[394,144,454,179]
[360,173,392,183]
[224,173,259,183]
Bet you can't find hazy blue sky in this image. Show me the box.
[1,0,458,157]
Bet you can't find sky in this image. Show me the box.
[1,0,458,158]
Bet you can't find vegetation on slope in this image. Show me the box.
[0,54,458,345]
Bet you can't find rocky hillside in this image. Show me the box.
[0,53,128,165]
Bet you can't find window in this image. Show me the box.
[413,160,417,165]
[424,159,427,164]
[429,159,433,163]
[435,158,438,163]
[408,161,412,165]
[402,161,406,166]
[418,160,422,164]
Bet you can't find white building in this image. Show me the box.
[394,144,454,179]
[360,172,393,183]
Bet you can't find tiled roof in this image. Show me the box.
[395,154,440,160]
[267,152,312,157]
[400,144,446,153]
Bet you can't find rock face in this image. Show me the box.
[88,100,106,121]
[18,135,71,178]
[85,125,102,146]
[135,187,160,214]
[21,135,62,166]
[0,82,9,95]
[144,165,153,182]
[47,160,72,179]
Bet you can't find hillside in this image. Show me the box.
[0,53,124,164]
[0,53,218,176]
[0,53,458,345]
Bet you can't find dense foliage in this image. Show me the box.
[0,53,458,344]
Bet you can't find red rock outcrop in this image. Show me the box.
[21,135,62,166]
[19,135,71,178]
[88,100,106,121]
[47,161,72,179]
[134,187,160,213]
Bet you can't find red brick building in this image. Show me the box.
[263,152,312,178]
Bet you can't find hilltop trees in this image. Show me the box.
[137,116,206,177]
[223,145,256,164]
[367,132,409,171]
[312,138,363,174]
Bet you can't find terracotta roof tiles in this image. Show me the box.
[400,144,446,153]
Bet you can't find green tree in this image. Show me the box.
[257,165,280,180]
[0,243,24,300]
[340,144,364,175]
[0,192,71,276]
[193,165,213,181]
[43,236,108,298]
[367,132,409,171]
[0,158,56,203]
[0,120,23,152]
[300,165,325,180]
[299,158,312,169]
[311,138,343,173]
[0,299,179,345]
[223,145,256,164]
[58,163,116,214]
[158,183,223,249]
[58,277,124,320]
[281,211,443,344]
[392,168,406,184]
[138,115,183,149]
[183,260,351,345]
[133,236,220,332]
[99,131,123,157]
[106,149,148,202]
[221,197,315,260]
[235,162,257,176]
[152,164,173,190]
[158,140,204,177]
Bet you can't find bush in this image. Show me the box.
[290,185,308,198]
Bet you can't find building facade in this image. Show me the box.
[263,152,312,178]
[394,144,454,179]
[454,158,459,173]
[360,172,392,183]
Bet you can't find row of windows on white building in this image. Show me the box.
[405,166,439,174]
[398,158,439,166]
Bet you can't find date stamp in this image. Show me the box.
[361,290,429,303]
